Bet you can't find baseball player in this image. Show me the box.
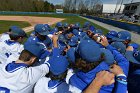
[34,35,81,93]
[112,31,131,46]
[106,31,118,44]
[0,26,19,42]
[55,22,63,32]
[83,21,95,32]
[68,37,129,93]
[0,27,27,64]
[0,43,50,93]
[25,24,52,48]
[125,46,140,93]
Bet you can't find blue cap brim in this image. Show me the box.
[125,51,140,64]
[100,48,114,65]
[39,31,49,36]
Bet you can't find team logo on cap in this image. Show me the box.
[134,51,139,57]
[118,34,121,38]
[42,27,46,31]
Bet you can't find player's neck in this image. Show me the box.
[16,59,25,64]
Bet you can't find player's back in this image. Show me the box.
[0,62,37,93]
[34,77,81,93]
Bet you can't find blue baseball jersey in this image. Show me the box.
[69,45,129,93]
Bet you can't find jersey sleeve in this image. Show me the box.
[113,75,127,93]
[22,64,49,84]
[106,45,129,76]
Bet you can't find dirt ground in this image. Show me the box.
[0,16,65,32]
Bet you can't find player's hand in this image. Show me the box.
[110,64,124,76]
[126,46,134,51]
[52,35,58,42]
[52,35,58,47]
[94,71,115,86]
[99,36,109,47]
[70,24,74,28]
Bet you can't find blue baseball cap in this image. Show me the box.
[112,31,131,41]
[74,23,80,29]
[72,29,79,36]
[77,40,114,64]
[63,23,69,28]
[95,29,103,35]
[82,34,92,40]
[9,26,20,31]
[79,29,83,32]
[68,36,79,47]
[106,31,118,39]
[56,22,63,28]
[48,55,69,75]
[111,42,126,55]
[50,28,58,34]
[79,32,86,38]
[100,48,114,65]
[66,47,76,63]
[58,34,67,46]
[77,40,101,62]
[64,32,73,40]
[24,43,45,58]
[34,24,49,36]
[11,27,27,37]
[125,50,140,64]
[44,24,51,31]
[89,25,95,32]
[83,22,90,28]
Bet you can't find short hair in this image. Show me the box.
[9,34,23,41]
[74,53,105,73]
[46,70,67,80]
[19,50,37,62]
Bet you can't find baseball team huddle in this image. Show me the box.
[0,21,139,93]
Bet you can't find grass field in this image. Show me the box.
[41,14,109,34]
[0,14,109,34]
[0,20,31,34]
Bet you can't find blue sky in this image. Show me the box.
[48,0,140,5]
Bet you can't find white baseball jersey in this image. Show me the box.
[0,33,10,42]
[34,77,81,93]
[0,40,24,64]
[0,62,49,93]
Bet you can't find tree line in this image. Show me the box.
[0,0,55,12]
[63,0,103,15]
[0,0,103,14]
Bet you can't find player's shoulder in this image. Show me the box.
[37,77,50,85]
[34,77,53,93]
[0,33,10,42]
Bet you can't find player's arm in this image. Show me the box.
[83,71,115,93]
[99,36,129,76]
[24,35,60,84]
[110,64,127,93]
[24,64,50,84]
